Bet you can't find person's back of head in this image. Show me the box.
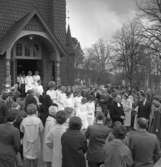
[56,110,66,125]
[96,112,105,123]
[26,103,37,115]
[6,111,17,123]
[113,125,127,140]
[113,121,122,128]
[137,117,147,129]
[64,107,74,119]
[69,116,82,130]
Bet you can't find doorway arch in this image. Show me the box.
[9,30,58,86]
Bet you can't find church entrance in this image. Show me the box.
[17,59,42,76]
[10,34,57,87]
[11,35,43,85]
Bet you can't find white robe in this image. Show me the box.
[65,96,74,109]
[46,89,57,104]
[35,84,44,96]
[76,103,88,129]
[33,75,41,84]
[56,90,67,111]
[25,76,34,92]
[43,116,56,162]
[45,124,66,167]
[87,101,95,126]
[122,99,132,126]
[74,96,83,115]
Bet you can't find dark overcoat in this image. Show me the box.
[61,129,87,167]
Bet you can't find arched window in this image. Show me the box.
[14,37,42,59]
[16,42,23,57]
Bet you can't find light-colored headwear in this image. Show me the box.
[49,105,58,116]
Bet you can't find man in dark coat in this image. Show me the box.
[0,101,8,123]
[24,89,37,111]
[86,112,111,167]
[0,112,21,167]
[127,118,161,167]
[149,96,161,143]
[137,91,151,120]
[61,116,87,167]
[110,94,125,124]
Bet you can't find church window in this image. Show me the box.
[33,43,40,57]
[16,43,23,56]
[14,37,41,59]
[25,46,30,57]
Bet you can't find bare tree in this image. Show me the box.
[137,0,161,90]
[137,0,161,52]
[113,19,148,89]
[83,39,112,73]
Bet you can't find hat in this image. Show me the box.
[49,106,58,116]
[48,81,56,89]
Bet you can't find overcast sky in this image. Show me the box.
[67,0,138,48]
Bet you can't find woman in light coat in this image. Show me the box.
[46,111,67,167]
[43,105,58,167]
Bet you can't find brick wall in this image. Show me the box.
[0,55,6,91]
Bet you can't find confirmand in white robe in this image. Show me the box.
[122,98,132,127]
[65,95,74,109]
[76,103,88,129]
[87,101,95,126]
[43,116,56,163]
[35,84,44,96]
[74,96,83,116]
[56,90,67,111]
[25,76,34,93]
[46,89,57,104]
[46,124,66,167]
[33,75,41,85]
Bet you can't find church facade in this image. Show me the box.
[0,0,75,91]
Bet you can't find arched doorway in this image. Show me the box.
[10,34,56,86]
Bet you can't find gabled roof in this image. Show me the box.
[0,10,67,56]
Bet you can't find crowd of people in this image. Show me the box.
[0,77,161,167]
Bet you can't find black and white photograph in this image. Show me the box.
[0,0,161,167]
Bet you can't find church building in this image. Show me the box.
[0,0,75,91]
